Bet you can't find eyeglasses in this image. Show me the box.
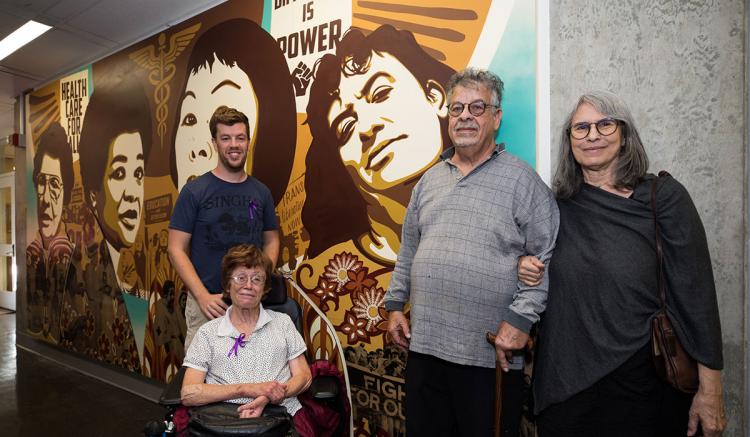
[35,173,62,201]
[568,118,620,140]
[230,274,266,286]
[448,100,499,117]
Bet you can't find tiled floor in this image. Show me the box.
[0,312,165,436]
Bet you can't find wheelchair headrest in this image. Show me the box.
[262,273,287,306]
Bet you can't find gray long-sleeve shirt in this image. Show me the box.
[384,144,559,368]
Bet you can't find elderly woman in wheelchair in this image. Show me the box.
[180,243,312,432]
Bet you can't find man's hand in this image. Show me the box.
[518,255,544,287]
[387,311,411,350]
[195,292,228,319]
[238,396,269,418]
[493,321,528,372]
[254,381,285,404]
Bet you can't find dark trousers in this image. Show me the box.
[537,344,694,437]
[405,351,524,437]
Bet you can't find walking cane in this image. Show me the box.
[486,332,502,437]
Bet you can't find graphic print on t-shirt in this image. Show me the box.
[201,197,264,252]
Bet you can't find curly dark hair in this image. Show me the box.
[302,25,455,257]
[79,76,152,205]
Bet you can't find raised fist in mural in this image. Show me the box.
[292,61,313,97]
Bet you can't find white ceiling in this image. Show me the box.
[0,0,226,137]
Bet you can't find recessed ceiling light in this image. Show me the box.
[0,20,52,62]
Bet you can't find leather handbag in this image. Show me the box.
[649,171,699,394]
[188,402,292,437]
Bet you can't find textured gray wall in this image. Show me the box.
[550,0,746,434]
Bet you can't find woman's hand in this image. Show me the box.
[688,365,726,436]
[238,396,269,418]
[518,256,544,286]
[253,381,286,404]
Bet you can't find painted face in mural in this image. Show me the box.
[448,83,502,150]
[159,229,168,248]
[174,55,259,190]
[96,132,145,250]
[327,51,447,192]
[35,154,64,241]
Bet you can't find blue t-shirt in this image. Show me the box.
[169,172,279,294]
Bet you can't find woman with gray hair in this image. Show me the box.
[518,91,725,436]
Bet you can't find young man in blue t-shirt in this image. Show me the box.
[168,106,280,348]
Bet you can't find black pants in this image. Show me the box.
[405,351,524,437]
[537,344,694,437]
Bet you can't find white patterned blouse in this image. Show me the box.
[183,304,307,415]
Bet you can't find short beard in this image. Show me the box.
[219,154,247,173]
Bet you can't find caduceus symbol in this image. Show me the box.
[129,23,201,149]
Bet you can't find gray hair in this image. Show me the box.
[553,91,649,199]
[446,68,505,107]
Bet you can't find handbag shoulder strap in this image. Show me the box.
[650,170,670,310]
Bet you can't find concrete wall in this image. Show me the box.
[550,0,746,434]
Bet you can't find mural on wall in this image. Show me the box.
[22,0,540,435]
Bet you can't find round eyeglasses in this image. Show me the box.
[448,100,499,117]
[35,173,63,201]
[568,118,620,140]
[230,274,266,286]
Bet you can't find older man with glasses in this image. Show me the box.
[384,68,559,437]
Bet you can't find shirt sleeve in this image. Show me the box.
[384,179,423,312]
[656,175,723,369]
[283,315,306,360]
[169,186,197,234]
[182,324,211,372]
[504,167,560,332]
[260,183,279,231]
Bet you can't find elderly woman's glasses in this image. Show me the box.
[230,274,266,286]
[35,173,62,201]
[448,100,499,117]
[569,118,620,140]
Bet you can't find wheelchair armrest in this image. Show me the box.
[160,366,338,404]
[309,374,340,400]
[159,366,187,407]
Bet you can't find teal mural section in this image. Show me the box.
[122,293,149,361]
[494,0,537,168]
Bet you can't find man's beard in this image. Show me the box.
[218,151,247,173]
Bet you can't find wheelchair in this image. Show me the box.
[146,274,348,437]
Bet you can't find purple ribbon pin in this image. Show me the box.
[248,200,258,220]
[227,333,246,358]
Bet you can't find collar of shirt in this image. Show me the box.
[440,143,506,175]
[217,304,272,338]
[440,143,506,161]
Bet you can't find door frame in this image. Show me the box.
[0,171,16,310]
